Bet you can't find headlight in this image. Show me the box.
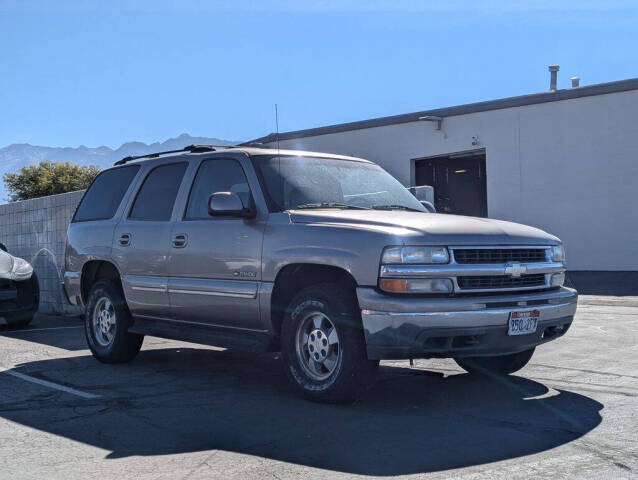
[0,251,33,281]
[382,246,449,264]
[379,278,453,294]
[10,256,33,279]
[551,245,565,262]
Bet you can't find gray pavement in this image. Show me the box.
[0,296,636,479]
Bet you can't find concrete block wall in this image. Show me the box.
[0,190,84,315]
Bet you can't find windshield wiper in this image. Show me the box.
[372,204,424,212]
[292,202,371,210]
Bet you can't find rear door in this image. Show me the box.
[113,161,188,319]
[167,156,266,331]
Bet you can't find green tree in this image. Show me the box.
[3,160,101,202]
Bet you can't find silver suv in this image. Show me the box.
[64,145,577,403]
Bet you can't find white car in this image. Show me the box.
[0,245,39,327]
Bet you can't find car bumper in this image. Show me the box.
[62,271,82,306]
[0,277,39,325]
[357,286,578,360]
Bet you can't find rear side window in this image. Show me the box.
[185,159,250,219]
[129,163,188,221]
[73,165,140,222]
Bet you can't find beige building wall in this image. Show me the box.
[266,90,638,271]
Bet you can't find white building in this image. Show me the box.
[251,74,638,273]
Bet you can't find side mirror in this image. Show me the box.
[208,192,253,217]
[420,200,436,213]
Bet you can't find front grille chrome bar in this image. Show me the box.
[380,262,565,278]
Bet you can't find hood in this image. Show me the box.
[288,210,559,245]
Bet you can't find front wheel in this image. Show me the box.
[281,283,378,404]
[454,347,535,376]
[85,280,143,363]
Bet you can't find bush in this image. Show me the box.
[3,161,101,202]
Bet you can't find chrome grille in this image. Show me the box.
[457,274,546,290]
[453,248,547,264]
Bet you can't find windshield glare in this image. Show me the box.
[253,155,426,213]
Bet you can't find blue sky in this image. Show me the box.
[1,0,637,148]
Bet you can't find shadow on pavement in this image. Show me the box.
[1,346,603,476]
[0,314,85,351]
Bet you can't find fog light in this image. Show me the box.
[550,272,565,287]
[551,245,565,262]
[380,278,453,294]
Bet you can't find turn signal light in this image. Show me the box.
[379,279,408,292]
[379,278,453,294]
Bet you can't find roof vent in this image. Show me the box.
[548,65,560,92]
[570,76,580,88]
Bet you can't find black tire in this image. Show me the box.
[454,347,535,376]
[85,279,143,363]
[10,273,40,328]
[281,283,378,404]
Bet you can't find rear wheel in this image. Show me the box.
[454,348,535,376]
[85,280,143,363]
[281,283,378,404]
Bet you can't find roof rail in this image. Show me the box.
[113,144,227,166]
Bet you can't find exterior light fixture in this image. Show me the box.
[418,115,443,130]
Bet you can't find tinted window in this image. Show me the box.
[129,163,187,221]
[73,165,140,222]
[185,159,250,219]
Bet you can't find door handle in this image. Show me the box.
[172,234,188,248]
[118,233,131,247]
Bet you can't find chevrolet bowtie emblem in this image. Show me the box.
[504,262,527,278]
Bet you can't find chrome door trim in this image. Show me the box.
[167,277,259,299]
[124,275,169,291]
[131,286,167,292]
[167,288,255,299]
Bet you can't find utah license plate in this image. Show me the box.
[508,310,540,336]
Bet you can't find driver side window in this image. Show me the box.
[185,159,250,220]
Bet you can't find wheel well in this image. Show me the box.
[270,264,358,338]
[81,260,122,303]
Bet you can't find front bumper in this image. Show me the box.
[0,276,39,326]
[357,286,577,359]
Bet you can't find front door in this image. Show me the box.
[113,161,188,318]
[167,157,265,331]
[415,152,487,217]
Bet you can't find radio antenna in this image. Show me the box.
[275,103,283,202]
[275,103,280,155]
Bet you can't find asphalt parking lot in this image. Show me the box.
[0,296,636,480]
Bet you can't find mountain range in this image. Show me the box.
[0,134,239,202]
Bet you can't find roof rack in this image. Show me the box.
[113,144,235,166]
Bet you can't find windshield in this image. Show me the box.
[252,155,426,213]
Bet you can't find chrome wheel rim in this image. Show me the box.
[295,311,341,381]
[93,296,116,347]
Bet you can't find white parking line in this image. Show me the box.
[0,326,83,334]
[0,369,99,399]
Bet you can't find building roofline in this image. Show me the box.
[248,77,638,144]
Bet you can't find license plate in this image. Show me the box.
[508,310,540,336]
